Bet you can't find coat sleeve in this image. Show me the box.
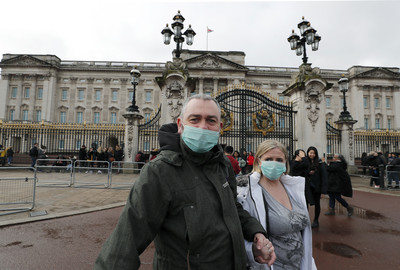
[94,162,171,270]
[226,165,267,242]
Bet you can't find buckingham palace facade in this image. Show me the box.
[1,50,399,131]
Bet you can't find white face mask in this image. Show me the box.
[260,160,286,180]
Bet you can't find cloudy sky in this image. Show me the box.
[1,0,398,70]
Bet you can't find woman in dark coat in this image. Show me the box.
[290,149,309,178]
[306,146,328,228]
[325,154,354,216]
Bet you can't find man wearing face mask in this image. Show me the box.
[95,94,275,270]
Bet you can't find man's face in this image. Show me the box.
[177,99,222,134]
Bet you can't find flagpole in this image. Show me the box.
[206,26,209,51]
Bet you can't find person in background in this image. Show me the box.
[224,145,240,176]
[366,151,381,188]
[237,140,317,270]
[6,146,14,165]
[29,143,39,169]
[114,145,124,174]
[95,94,275,269]
[96,146,106,174]
[306,146,328,228]
[325,154,354,216]
[290,149,309,178]
[387,152,400,189]
[361,152,368,175]
[247,151,255,173]
[241,149,248,174]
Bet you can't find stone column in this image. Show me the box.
[334,119,357,165]
[199,78,204,94]
[122,111,143,162]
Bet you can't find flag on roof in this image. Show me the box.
[207,27,214,33]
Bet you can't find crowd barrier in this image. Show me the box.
[349,164,400,189]
[73,160,110,188]
[35,159,73,187]
[109,161,145,189]
[0,166,36,216]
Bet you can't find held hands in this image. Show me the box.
[252,233,276,266]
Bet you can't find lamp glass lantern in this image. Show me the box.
[287,30,300,50]
[161,24,173,45]
[295,42,303,56]
[130,68,141,86]
[304,26,316,45]
[338,77,349,92]
[297,17,309,35]
[183,24,196,46]
[311,34,321,51]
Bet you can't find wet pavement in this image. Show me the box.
[1,170,400,269]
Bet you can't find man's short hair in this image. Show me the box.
[180,94,221,119]
[224,145,234,155]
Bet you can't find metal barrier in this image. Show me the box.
[0,166,36,216]
[35,159,73,187]
[73,160,110,188]
[109,161,145,189]
[386,164,400,189]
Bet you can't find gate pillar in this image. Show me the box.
[283,64,332,153]
[122,111,143,162]
[335,119,357,165]
[156,58,190,124]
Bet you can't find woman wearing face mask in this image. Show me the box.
[237,140,317,270]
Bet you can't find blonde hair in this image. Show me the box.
[253,140,290,175]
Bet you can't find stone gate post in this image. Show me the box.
[122,111,143,162]
[283,64,333,153]
[334,119,357,165]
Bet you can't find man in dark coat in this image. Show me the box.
[29,143,39,169]
[94,94,275,269]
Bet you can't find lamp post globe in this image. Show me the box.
[288,16,321,64]
[161,10,196,58]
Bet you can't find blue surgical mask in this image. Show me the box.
[260,161,286,181]
[181,125,220,153]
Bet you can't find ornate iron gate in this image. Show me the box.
[214,85,294,157]
[138,105,162,153]
[326,121,341,157]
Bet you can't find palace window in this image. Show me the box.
[129,91,133,101]
[77,112,83,123]
[375,118,380,129]
[22,110,29,121]
[78,90,85,100]
[94,112,100,124]
[145,91,152,102]
[388,118,392,130]
[111,112,117,124]
[62,89,68,100]
[326,97,331,107]
[363,97,368,108]
[374,97,380,109]
[112,90,118,101]
[364,118,369,129]
[10,109,15,121]
[11,87,17,98]
[386,97,391,109]
[60,111,66,123]
[37,88,43,99]
[95,90,101,101]
[24,87,30,98]
[35,110,41,122]
[145,113,150,123]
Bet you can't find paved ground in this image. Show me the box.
[1,168,400,269]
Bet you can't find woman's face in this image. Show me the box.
[234,152,239,158]
[258,147,286,166]
[308,149,316,160]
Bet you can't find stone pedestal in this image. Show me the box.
[122,111,143,162]
[335,119,358,165]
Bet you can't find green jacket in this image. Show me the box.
[95,124,266,269]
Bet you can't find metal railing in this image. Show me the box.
[109,161,145,189]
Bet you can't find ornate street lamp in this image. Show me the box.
[127,67,141,113]
[161,10,196,58]
[338,75,353,121]
[287,17,321,64]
